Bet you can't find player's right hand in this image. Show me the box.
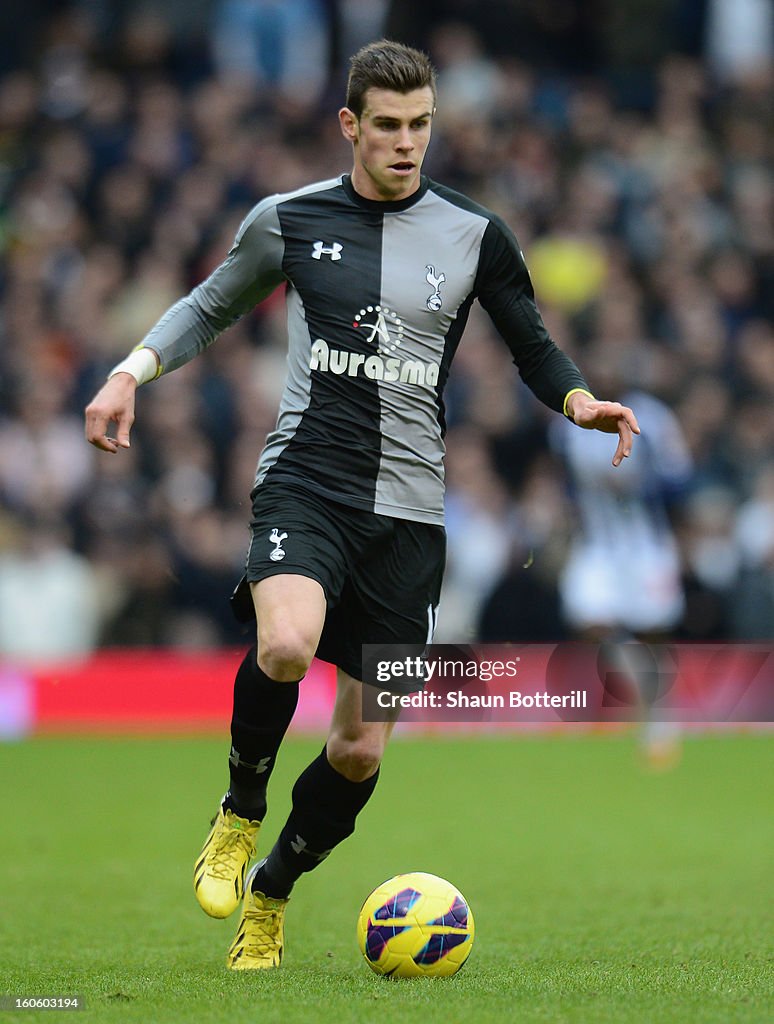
[84,373,137,453]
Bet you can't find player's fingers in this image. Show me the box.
[85,400,134,453]
[612,420,633,467]
[84,407,118,453]
[90,431,119,453]
[115,408,134,449]
[622,407,641,435]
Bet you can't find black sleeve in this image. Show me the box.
[475,217,590,414]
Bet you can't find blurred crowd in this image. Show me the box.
[0,0,772,660]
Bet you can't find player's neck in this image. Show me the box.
[350,165,422,203]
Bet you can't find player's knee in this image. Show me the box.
[257,631,315,682]
[326,736,383,782]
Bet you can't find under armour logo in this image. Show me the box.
[229,747,272,773]
[312,241,343,261]
[290,834,332,862]
[425,264,446,310]
[269,528,288,562]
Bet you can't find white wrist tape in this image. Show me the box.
[107,348,160,386]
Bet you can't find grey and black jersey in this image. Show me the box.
[141,174,589,525]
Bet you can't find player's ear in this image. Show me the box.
[339,107,359,143]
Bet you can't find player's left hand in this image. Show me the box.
[567,395,641,467]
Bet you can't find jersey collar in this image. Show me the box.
[341,173,429,212]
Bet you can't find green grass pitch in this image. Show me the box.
[1,732,771,1023]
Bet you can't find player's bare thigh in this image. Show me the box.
[250,575,326,681]
[327,669,399,782]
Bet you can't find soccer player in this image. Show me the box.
[84,40,639,969]
[550,381,692,767]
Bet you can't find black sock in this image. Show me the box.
[251,746,380,899]
[225,644,300,820]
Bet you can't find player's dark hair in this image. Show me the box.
[346,40,437,118]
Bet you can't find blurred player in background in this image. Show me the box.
[84,40,638,970]
[551,364,693,768]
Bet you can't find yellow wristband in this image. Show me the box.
[563,388,595,420]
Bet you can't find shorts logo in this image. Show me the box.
[425,265,446,311]
[312,240,343,261]
[269,528,288,561]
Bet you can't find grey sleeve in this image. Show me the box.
[140,199,286,375]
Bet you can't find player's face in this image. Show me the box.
[339,87,435,202]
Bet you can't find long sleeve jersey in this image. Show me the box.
[141,173,589,525]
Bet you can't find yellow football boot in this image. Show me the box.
[227,868,288,970]
[193,804,260,919]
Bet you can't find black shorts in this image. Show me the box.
[231,479,446,681]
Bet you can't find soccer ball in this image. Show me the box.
[356,871,474,978]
